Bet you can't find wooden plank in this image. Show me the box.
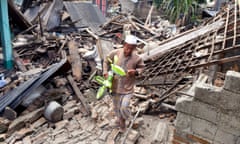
[140,21,224,61]
[221,6,229,50]
[233,0,237,46]
[67,75,90,115]
[68,40,82,81]
[144,5,154,27]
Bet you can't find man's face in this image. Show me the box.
[123,43,136,56]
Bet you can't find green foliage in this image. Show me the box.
[154,0,206,25]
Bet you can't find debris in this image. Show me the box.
[8,107,44,134]
[44,101,64,122]
[67,75,90,115]
[151,122,170,144]
[68,40,82,81]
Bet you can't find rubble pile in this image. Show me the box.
[0,0,240,144]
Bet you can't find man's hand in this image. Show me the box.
[127,69,136,76]
[103,73,108,79]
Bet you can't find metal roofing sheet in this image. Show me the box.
[64,2,106,33]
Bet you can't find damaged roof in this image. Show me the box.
[64,2,106,33]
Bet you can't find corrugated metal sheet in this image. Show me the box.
[64,2,106,33]
[0,57,67,113]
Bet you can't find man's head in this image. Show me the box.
[123,35,137,56]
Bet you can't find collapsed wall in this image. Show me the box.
[174,71,240,144]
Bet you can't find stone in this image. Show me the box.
[139,101,150,112]
[67,119,80,132]
[194,83,222,106]
[8,108,44,134]
[32,117,47,129]
[191,117,217,141]
[5,135,16,144]
[175,96,193,114]
[127,129,140,143]
[223,71,240,93]
[54,77,68,87]
[78,132,91,141]
[151,122,169,144]
[236,137,240,144]
[134,86,147,94]
[70,130,85,138]
[217,90,240,111]
[213,129,237,144]
[51,129,65,137]
[91,108,98,120]
[22,136,31,144]
[31,131,49,143]
[86,122,96,132]
[98,119,109,128]
[54,132,69,143]
[106,129,119,144]
[191,100,219,124]
[132,117,144,129]
[91,140,100,144]
[0,117,10,134]
[15,128,33,140]
[3,107,17,120]
[218,112,240,135]
[63,100,77,112]
[99,130,110,141]
[175,112,192,133]
[63,108,77,120]
[54,120,69,131]
[14,141,23,144]
[0,134,6,142]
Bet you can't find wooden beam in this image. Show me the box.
[67,75,90,115]
[140,21,224,61]
[68,40,82,81]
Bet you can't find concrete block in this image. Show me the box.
[191,100,219,124]
[236,137,240,144]
[213,129,237,144]
[194,83,222,106]
[191,117,217,141]
[151,122,169,144]
[175,112,192,133]
[218,113,240,135]
[175,96,193,114]
[223,71,240,94]
[217,90,240,111]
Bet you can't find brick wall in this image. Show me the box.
[174,71,240,144]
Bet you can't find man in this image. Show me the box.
[103,35,144,132]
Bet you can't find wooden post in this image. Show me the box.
[68,40,82,81]
[0,0,13,69]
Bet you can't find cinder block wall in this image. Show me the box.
[174,71,240,144]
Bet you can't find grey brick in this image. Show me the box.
[223,71,240,94]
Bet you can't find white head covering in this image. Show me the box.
[125,35,137,45]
